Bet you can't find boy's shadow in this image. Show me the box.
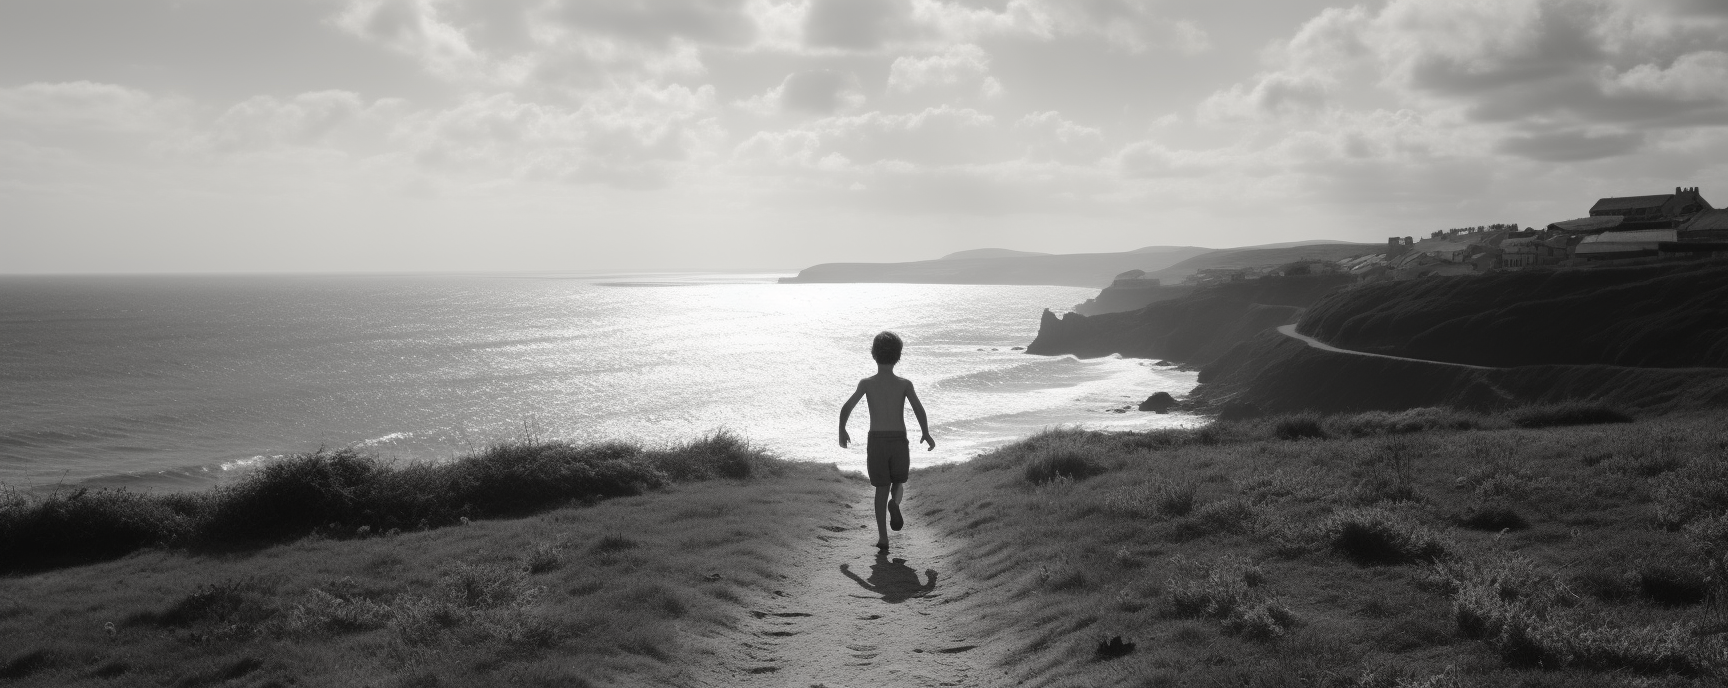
[840,553,938,603]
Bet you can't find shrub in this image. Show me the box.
[1636,563,1709,606]
[0,487,197,571]
[1652,458,1728,529]
[1024,452,1108,485]
[1324,407,1490,437]
[1271,414,1328,440]
[591,535,639,554]
[1456,506,1528,532]
[645,432,770,481]
[526,542,562,574]
[1509,401,1632,429]
[1323,508,1449,566]
[0,434,781,572]
[200,450,389,545]
[1102,480,1196,518]
[1166,558,1295,641]
[1166,499,1261,542]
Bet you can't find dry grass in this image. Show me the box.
[915,410,1728,687]
[0,458,854,687]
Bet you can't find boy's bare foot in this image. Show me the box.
[875,539,889,550]
[889,500,904,531]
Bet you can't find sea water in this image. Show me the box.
[0,273,1200,492]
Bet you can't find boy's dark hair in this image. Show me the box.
[872,331,903,365]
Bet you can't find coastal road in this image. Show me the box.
[707,494,1007,687]
[1275,324,1501,370]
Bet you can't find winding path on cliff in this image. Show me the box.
[693,494,1006,687]
[1276,324,1502,370]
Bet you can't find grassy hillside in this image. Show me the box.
[1192,329,1728,417]
[1298,260,1728,368]
[0,439,855,687]
[913,411,1728,687]
[1027,274,1355,364]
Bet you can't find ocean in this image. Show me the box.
[0,273,1200,492]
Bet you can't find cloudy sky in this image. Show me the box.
[4,0,1727,273]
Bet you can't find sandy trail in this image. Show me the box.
[715,494,1005,687]
[1276,324,1501,370]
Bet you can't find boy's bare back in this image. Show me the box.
[858,374,913,432]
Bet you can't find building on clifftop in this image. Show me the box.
[1588,187,1711,230]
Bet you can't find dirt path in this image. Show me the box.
[711,494,1005,687]
[1276,323,1501,370]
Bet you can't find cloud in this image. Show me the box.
[780,70,866,114]
[1602,51,1728,102]
[804,0,918,50]
[1016,111,1105,163]
[737,70,866,115]
[0,81,187,135]
[396,83,722,187]
[1198,0,1728,166]
[1497,129,1645,161]
[737,106,1004,168]
[887,44,1002,99]
[212,91,408,152]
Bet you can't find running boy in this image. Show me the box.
[839,331,935,550]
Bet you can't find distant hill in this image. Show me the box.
[938,248,1052,260]
[779,247,1214,288]
[1238,239,1359,249]
[1129,245,1203,254]
[781,241,1371,288]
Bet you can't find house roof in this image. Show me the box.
[1681,209,1728,231]
[1591,194,1673,212]
[1549,216,1623,232]
[1579,229,1677,244]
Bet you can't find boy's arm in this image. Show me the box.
[838,381,866,448]
[907,380,935,451]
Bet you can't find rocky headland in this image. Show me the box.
[1029,259,1728,418]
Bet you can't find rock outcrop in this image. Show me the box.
[1138,392,1177,413]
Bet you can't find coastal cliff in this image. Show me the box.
[1026,274,1355,365]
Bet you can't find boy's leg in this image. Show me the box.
[874,484,891,548]
[888,482,904,531]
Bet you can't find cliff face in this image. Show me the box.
[1298,259,1728,368]
[1026,275,1355,365]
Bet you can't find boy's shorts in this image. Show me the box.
[866,431,910,487]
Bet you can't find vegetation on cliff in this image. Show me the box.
[1298,259,1728,368]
